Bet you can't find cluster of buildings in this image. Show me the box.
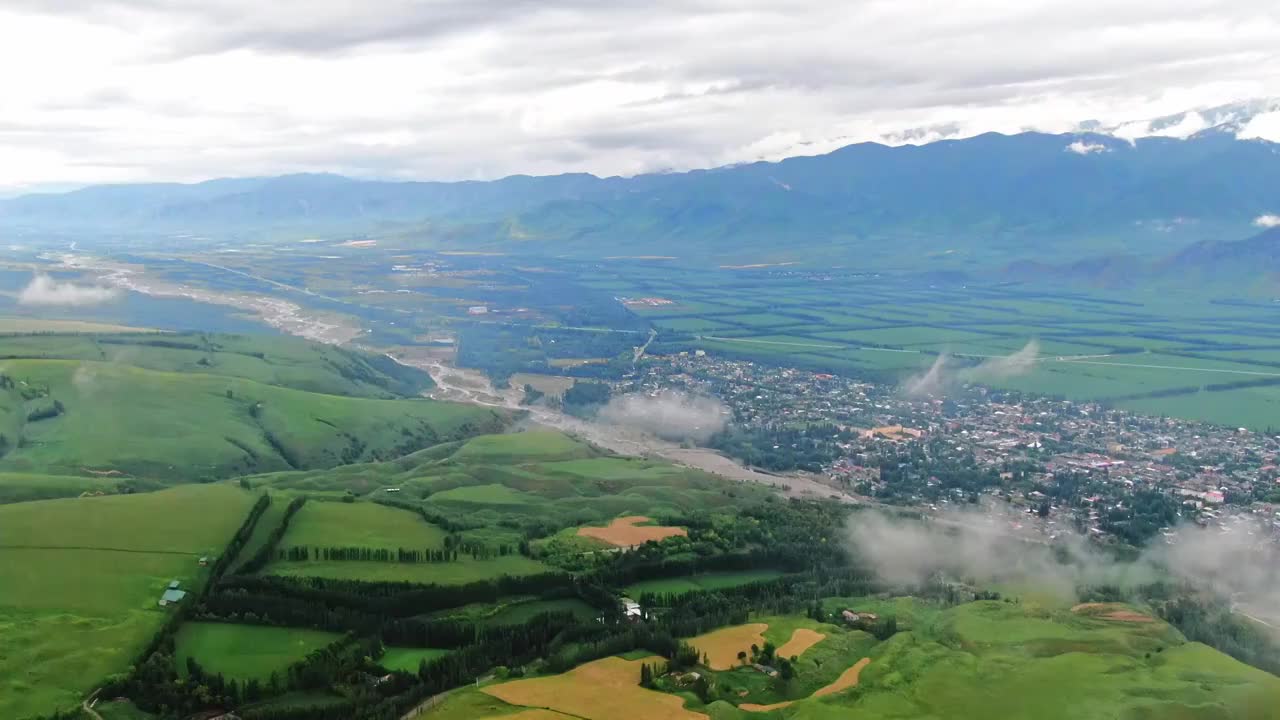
[617,353,1280,545]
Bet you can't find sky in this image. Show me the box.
[1,0,1278,193]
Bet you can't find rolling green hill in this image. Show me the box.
[0,331,432,398]
[0,333,506,484]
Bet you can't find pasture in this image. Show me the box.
[263,498,552,584]
[278,500,449,549]
[0,484,256,719]
[378,647,451,673]
[174,622,340,681]
[625,570,786,598]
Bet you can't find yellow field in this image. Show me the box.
[481,711,576,720]
[576,516,687,547]
[813,657,871,697]
[776,628,826,659]
[739,656,871,712]
[483,656,707,720]
[689,623,768,670]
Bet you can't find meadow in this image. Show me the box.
[0,484,256,719]
[378,647,452,673]
[174,622,341,681]
[625,570,788,598]
[261,498,553,584]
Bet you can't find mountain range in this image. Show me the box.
[5,130,1280,269]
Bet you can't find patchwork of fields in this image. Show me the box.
[423,601,1280,720]
[576,264,1280,429]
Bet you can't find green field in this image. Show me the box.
[174,622,341,681]
[434,598,599,626]
[0,471,129,504]
[262,499,553,584]
[379,647,452,673]
[277,500,449,549]
[626,570,788,597]
[0,484,256,719]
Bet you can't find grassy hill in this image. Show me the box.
[0,358,504,480]
[0,331,432,398]
[0,331,505,485]
[251,430,772,549]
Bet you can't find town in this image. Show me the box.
[607,352,1280,548]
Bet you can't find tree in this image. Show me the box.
[692,675,711,703]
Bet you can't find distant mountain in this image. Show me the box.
[5,131,1280,263]
[1004,226,1280,289]
[1090,98,1280,141]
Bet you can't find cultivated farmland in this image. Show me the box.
[482,656,708,720]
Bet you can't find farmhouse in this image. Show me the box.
[621,597,643,621]
[158,580,187,607]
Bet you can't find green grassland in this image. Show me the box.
[262,499,552,584]
[433,598,598,626]
[254,431,771,534]
[626,570,788,598]
[0,471,131,504]
[0,358,504,480]
[278,499,450,548]
[0,484,256,719]
[94,699,158,720]
[174,622,341,681]
[379,647,452,673]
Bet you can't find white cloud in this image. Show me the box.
[0,2,1278,189]
[1238,111,1280,142]
[1066,140,1109,154]
[1255,214,1280,228]
[18,274,121,306]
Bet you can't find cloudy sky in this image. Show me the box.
[1,0,1278,192]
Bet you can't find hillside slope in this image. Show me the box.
[0,332,432,399]
[0,359,504,480]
